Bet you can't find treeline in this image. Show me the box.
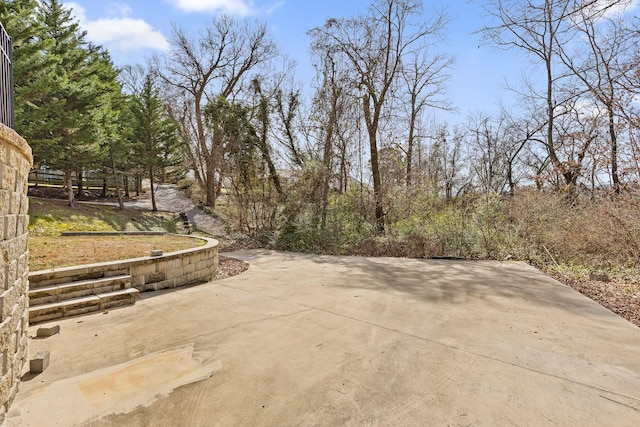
[1,0,181,210]
[3,0,640,267]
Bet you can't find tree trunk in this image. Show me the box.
[507,163,515,197]
[321,85,339,229]
[545,50,563,186]
[406,95,416,188]
[321,149,332,230]
[110,152,124,210]
[609,108,620,194]
[65,169,75,207]
[340,140,348,194]
[363,94,385,234]
[261,145,284,199]
[196,93,218,209]
[206,160,217,209]
[123,175,130,198]
[257,96,284,200]
[149,167,157,212]
[76,169,84,198]
[371,144,384,234]
[101,177,107,198]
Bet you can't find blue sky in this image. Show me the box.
[62,0,639,120]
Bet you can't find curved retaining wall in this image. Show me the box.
[0,125,31,422]
[29,236,219,292]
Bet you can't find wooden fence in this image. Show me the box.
[28,169,137,192]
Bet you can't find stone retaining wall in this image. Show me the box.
[0,125,31,422]
[29,236,219,292]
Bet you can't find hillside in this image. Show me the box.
[27,196,249,278]
[28,197,178,236]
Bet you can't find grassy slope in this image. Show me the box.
[28,198,200,271]
[28,198,177,236]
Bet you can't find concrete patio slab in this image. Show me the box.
[7,250,640,426]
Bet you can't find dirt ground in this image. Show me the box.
[29,235,203,271]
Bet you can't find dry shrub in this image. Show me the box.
[568,195,640,267]
[507,190,640,269]
[350,234,443,258]
[205,171,639,271]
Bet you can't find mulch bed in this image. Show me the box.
[216,256,249,280]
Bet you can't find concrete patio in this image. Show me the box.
[7,250,640,426]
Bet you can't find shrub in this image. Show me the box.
[506,190,640,269]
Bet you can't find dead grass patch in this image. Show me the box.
[29,235,204,271]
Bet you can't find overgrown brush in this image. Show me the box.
[507,190,640,269]
[205,174,639,274]
[267,186,640,272]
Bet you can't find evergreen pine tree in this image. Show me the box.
[130,75,181,211]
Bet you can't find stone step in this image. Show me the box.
[29,288,139,324]
[29,275,132,306]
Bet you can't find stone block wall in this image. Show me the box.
[29,236,219,293]
[0,124,31,423]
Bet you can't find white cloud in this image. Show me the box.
[264,1,284,15]
[168,0,255,15]
[84,17,169,52]
[598,0,640,18]
[65,2,88,21]
[617,0,640,13]
[106,3,133,17]
[65,2,169,53]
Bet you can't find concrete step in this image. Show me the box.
[29,275,132,306]
[29,288,139,324]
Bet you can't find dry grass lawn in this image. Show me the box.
[29,235,204,271]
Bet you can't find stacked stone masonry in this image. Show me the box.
[0,124,32,424]
[29,236,219,294]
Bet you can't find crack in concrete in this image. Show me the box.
[217,281,640,406]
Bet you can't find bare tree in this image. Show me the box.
[622,35,640,183]
[274,88,304,168]
[248,78,284,199]
[309,0,450,233]
[301,43,356,229]
[558,5,637,193]
[423,123,469,201]
[156,16,278,208]
[481,0,628,191]
[467,109,547,195]
[467,113,511,194]
[402,50,454,187]
[317,51,343,228]
[554,101,600,189]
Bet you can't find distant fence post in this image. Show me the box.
[0,21,14,129]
